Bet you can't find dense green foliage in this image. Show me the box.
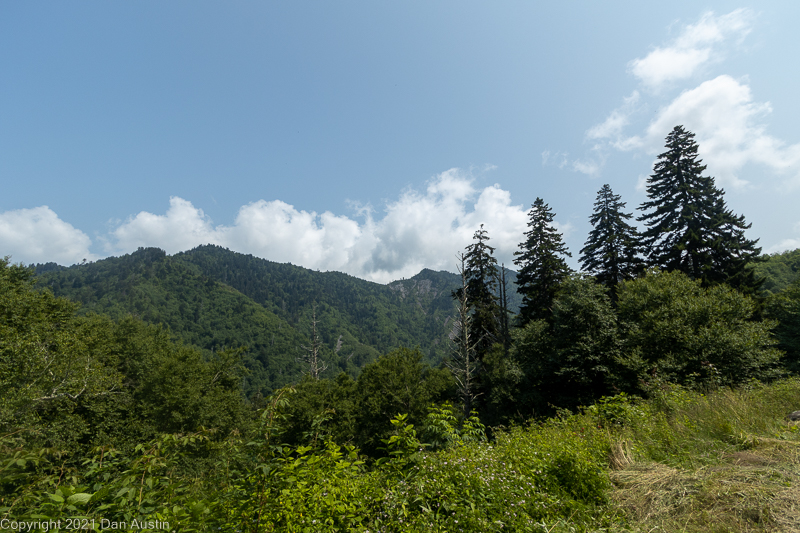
[506,270,782,419]
[34,246,524,396]
[765,278,800,373]
[34,249,308,395]
[0,257,248,452]
[512,275,622,413]
[755,247,800,294]
[5,123,800,531]
[616,270,782,388]
[5,359,799,531]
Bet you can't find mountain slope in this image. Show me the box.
[34,246,481,393]
[35,248,312,394]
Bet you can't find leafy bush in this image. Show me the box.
[421,403,486,451]
[617,270,783,389]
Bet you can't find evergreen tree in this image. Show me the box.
[458,224,501,359]
[511,275,622,413]
[514,198,572,326]
[638,125,762,292]
[580,184,643,294]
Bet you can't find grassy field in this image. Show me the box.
[597,380,800,532]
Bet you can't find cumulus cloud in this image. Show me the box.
[629,9,753,89]
[2,172,574,283]
[582,9,800,191]
[103,170,558,283]
[110,197,220,253]
[619,76,800,189]
[0,206,96,265]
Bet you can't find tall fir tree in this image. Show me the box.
[457,224,501,360]
[514,198,572,326]
[580,184,643,294]
[638,125,762,292]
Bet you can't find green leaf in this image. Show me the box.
[67,493,93,505]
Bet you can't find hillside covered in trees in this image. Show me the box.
[32,245,521,395]
[3,126,800,531]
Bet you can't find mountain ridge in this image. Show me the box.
[33,245,483,395]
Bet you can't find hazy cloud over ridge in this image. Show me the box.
[2,170,568,283]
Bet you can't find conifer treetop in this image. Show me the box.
[514,198,572,325]
[580,184,642,290]
[638,125,761,291]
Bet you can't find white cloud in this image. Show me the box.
[104,170,563,283]
[0,206,96,265]
[629,9,753,89]
[587,92,640,141]
[225,200,365,272]
[110,197,220,253]
[583,9,800,190]
[766,222,800,253]
[571,160,601,176]
[542,149,601,176]
[2,172,575,283]
[541,150,568,168]
[635,175,648,193]
[620,75,800,189]
[767,239,800,254]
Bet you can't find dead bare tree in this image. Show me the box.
[447,253,482,417]
[298,304,328,380]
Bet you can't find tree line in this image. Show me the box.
[451,125,793,423]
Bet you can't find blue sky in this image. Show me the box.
[2,1,799,282]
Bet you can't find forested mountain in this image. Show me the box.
[33,245,519,395]
[755,248,800,294]
[34,248,308,394]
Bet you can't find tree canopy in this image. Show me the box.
[514,198,572,326]
[580,184,642,295]
[638,126,762,293]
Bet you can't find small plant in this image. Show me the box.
[422,403,487,451]
[585,393,646,428]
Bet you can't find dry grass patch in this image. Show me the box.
[609,438,800,532]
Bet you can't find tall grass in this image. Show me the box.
[588,378,800,532]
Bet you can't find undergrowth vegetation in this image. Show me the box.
[2,378,799,532]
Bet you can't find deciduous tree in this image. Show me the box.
[616,269,781,388]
